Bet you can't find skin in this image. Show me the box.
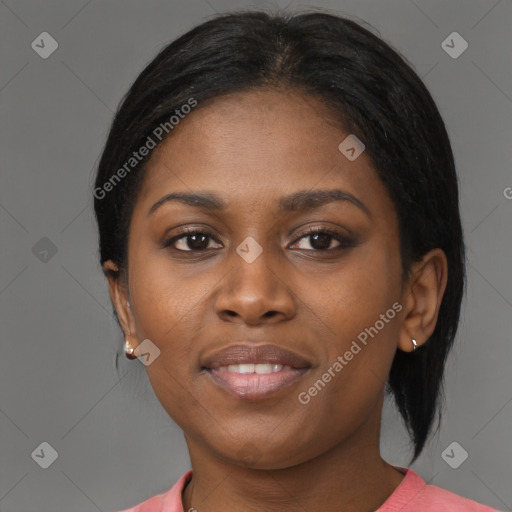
[104,89,448,512]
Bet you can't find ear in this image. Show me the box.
[103,260,138,347]
[398,248,448,352]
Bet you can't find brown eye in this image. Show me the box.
[164,229,221,252]
[292,228,356,252]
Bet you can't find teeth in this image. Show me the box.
[229,363,253,373]
[217,363,290,374]
[255,364,280,374]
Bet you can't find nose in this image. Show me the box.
[214,243,296,326]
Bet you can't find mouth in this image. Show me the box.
[201,343,311,400]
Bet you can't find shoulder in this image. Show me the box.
[118,470,192,512]
[378,468,501,512]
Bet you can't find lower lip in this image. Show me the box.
[206,367,309,400]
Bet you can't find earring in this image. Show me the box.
[124,339,137,360]
[411,338,419,351]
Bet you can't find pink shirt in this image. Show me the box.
[119,467,501,512]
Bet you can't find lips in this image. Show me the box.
[201,343,311,370]
[201,343,312,400]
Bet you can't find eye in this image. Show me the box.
[163,227,355,253]
[164,228,222,252]
[291,227,355,251]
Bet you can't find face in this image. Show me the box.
[110,89,408,469]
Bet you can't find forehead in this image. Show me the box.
[134,88,389,216]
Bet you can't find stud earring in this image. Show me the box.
[124,340,137,360]
[411,338,419,351]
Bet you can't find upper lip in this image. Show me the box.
[202,343,311,370]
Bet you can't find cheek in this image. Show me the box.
[310,239,401,337]
[128,244,204,334]
[126,253,215,402]
[300,236,402,396]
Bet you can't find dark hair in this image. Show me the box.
[93,9,466,464]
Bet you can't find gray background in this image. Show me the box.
[0,0,511,511]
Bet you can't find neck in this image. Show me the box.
[181,394,405,512]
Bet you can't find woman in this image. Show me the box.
[93,9,500,512]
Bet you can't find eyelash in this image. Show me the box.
[163,227,356,253]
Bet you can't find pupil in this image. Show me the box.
[185,233,333,251]
[189,234,209,250]
[311,233,331,250]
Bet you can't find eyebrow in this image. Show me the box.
[148,189,371,218]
